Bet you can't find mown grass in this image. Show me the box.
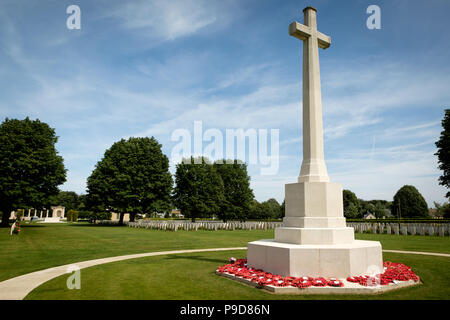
[0,222,272,282]
[25,250,450,300]
[1,222,449,295]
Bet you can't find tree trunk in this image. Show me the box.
[130,212,136,222]
[118,212,124,225]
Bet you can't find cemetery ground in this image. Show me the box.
[1,223,449,300]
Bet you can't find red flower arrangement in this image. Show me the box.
[217,258,419,289]
[346,261,420,287]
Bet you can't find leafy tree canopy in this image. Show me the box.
[48,191,80,212]
[435,109,450,198]
[0,117,66,227]
[86,137,172,224]
[173,157,225,222]
[392,185,429,218]
[213,160,254,222]
[343,190,361,218]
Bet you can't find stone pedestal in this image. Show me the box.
[247,239,383,278]
[247,181,383,278]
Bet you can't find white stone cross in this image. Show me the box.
[289,7,331,183]
[247,7,384,280]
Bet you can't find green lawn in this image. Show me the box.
[26,250,450,300]
[0,222,272,282]
[1,223,450,300]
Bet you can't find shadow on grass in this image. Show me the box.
[164,254,228,264]
[21,225,46,228]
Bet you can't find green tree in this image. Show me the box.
[213,160,254,222]
[392,185,429,218]
[248,199,261,219]
[260,198,281,219]
[66,209,79,222]
[0,118,66,227]
[433,201,450,219]
[435,109,450,198]
[372,201,388,218]
[173,157,225,222]
[66,210,73,222]
[280,199,285,218]
[86,137,172,225]
[343,190,360,218]
[48,191,79,212]
[345,202,359,218]
[77,194,87,211]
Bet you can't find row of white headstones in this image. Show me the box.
[127,220,449,236]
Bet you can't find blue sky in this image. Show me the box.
[1,0,449,206]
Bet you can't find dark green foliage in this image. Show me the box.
[434,202,450,219]
[66,209,79,222]
[280,199,285,218]
[345,202,359,218]
[248,199,261,219]
[48,191,80,212]
[86,137,173,224]
[77,194,87,211]
[392,185,429,218]
[435,109,450,198]
[343,190,390,218]
[213,160,254,222]
[173,157,226,222]
[248,198,281,220]
[372,201,389,218]
[261,198,282,219]
[343,189,360,218]
[66,210,73,222]
[78,211,110,223]
[0,118,66,227]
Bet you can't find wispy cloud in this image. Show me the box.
[103,0,238,41]
[0,1,448,207]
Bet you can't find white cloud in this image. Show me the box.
[103,0,237,41]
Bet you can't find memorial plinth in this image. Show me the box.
[247,7,383,279]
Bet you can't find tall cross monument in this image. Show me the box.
[247,7,383,278]
[290,7,330,183]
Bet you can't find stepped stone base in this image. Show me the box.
[247,239,383,278]
[275,227,355,245]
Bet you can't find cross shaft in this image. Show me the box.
[289,7,331,183]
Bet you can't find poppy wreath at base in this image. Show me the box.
[218,258,420,289]
[346,261,420,287]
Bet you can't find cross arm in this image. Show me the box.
[289,21,311,41]
[317,31,331,49]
